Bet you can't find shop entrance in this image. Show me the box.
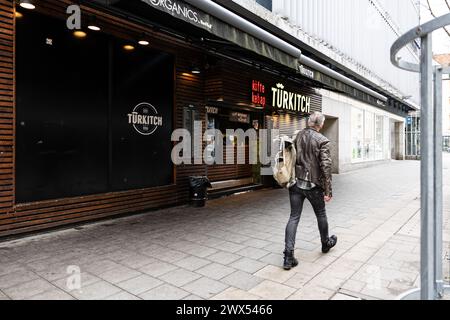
[206,108,262,191]
[321,116,340,174]
[390,120,405,160]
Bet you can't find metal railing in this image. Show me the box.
[391,13,450,300]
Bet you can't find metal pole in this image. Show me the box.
[420,33,435,300]
[433,67,444,298]
[391,14,450,301]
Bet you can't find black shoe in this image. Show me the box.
[283,250,299,270]
[321,235,337,253]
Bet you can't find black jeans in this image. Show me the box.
[285,184,329,252]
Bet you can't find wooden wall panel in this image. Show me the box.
[174,55,207,199]
[0,0,13,217]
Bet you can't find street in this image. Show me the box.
[0,155,449,300]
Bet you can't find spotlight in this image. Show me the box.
[87,16,101,31]
[123,44,135,51]
[73,30,87,39]
[138,33,149,46]
[19,0,35,10]
[191,66,201,74]
[88,25,100,31]
[14,11,23,18]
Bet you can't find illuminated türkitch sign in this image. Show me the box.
[250,80,314,114]
[271,83,311,113]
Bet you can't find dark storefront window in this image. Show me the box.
[405,115,421,157]
[111,42,174,191]
[16,11,109,202]
[16,11,174,203]
[183,106,201,160]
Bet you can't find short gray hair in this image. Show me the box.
[308,112,326,127]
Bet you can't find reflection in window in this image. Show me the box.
[351,108,364,161]
[364,111,375,161]
[405,115,421,157]
[183,106,199,160]
[352,108,387,162]
[375,115,384,160]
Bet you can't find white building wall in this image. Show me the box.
[320,89,405,173]
[271,0,420,104]
[233,0,420,105]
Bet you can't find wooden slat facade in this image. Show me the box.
[0,0,14,220]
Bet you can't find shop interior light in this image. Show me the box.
[14,11,23,18]
[123,44,135,51]
[73,30,87,39]
[87,16,101,31]
[19,0,35,10]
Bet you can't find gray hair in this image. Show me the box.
[308,112,326,127]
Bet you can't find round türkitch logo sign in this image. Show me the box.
[127,102,163,135]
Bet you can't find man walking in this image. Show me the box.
[283,112,337,270]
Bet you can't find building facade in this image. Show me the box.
[2,0,323,237]
[0,0,416,237]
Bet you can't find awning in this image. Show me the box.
[141,0,389,104]
[139,0,300,70]
[90,0,397,112]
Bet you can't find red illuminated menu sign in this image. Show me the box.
[252,80,266,108]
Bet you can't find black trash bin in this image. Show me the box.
[189,176,212,207]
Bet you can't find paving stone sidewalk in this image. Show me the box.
[0,155,449,300]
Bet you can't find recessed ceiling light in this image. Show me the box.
[87,16,101,31]
[73,30,87,38]
[88,25,101,31]
[138,33,149,46]
[191,66,201,74]
[19,0,35,10]
[123,44,135,51]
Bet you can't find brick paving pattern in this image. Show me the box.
[0,154,449,300]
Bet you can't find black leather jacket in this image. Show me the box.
[293,128,333,197]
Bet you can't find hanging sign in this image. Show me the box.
[206,106,219,114]
[230,112,250,124]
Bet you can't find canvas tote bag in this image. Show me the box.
[273,136,297,189]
